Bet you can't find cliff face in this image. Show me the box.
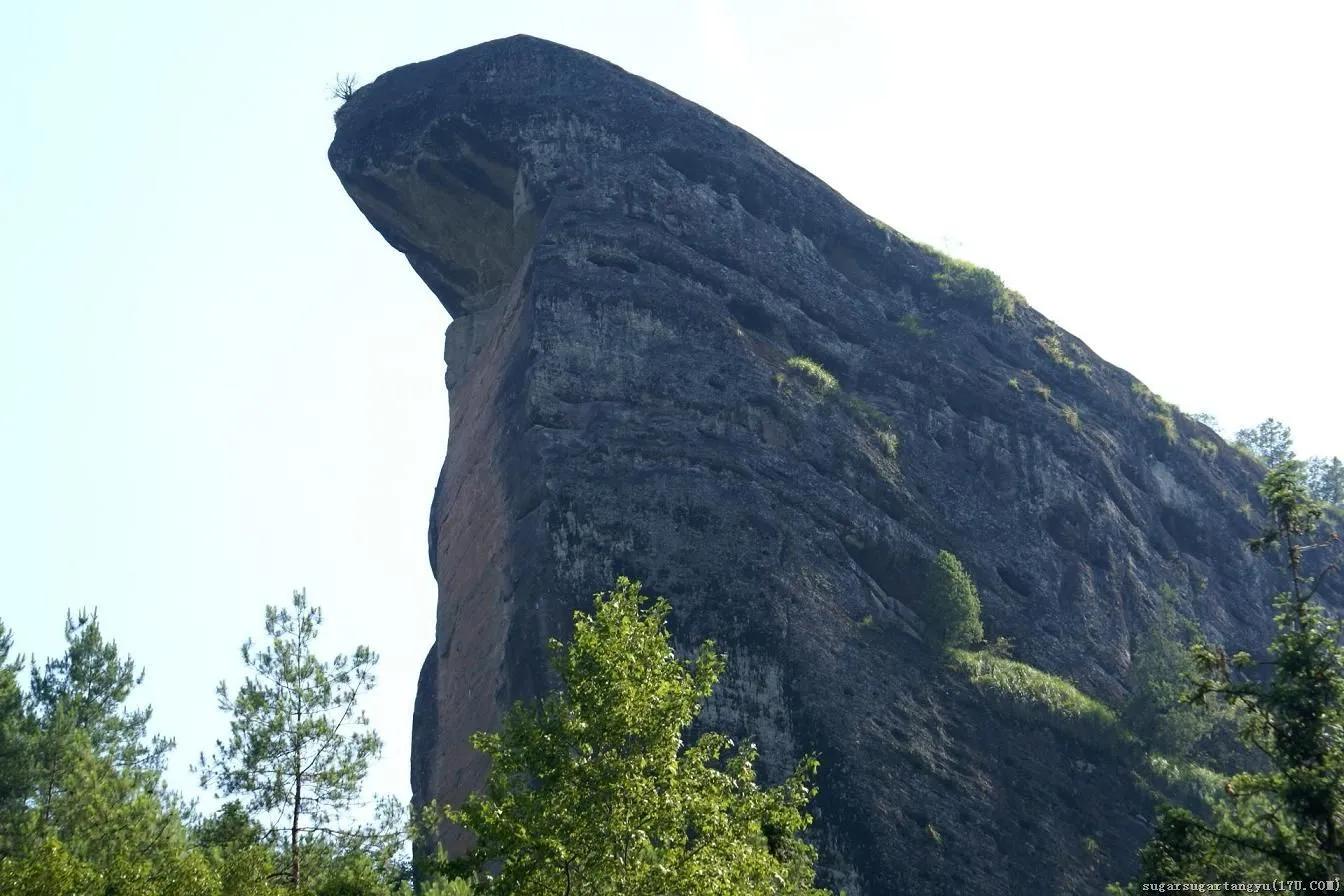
[329,36,1326,894]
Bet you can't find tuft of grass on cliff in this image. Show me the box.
[949,648,1128,752]
[779,356,901,460]
[930,253,1022,320]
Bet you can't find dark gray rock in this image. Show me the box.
[329,35,1332,894]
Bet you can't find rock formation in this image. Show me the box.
[329,35,1332,893]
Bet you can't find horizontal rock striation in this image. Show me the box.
[330,35,1333,894]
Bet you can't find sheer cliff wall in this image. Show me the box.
[329,35,1327,894]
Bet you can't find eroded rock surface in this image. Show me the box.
[329,35,1331,894]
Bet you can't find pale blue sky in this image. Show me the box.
[3,1,1341,813]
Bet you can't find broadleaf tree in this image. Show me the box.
[192,800,286,896]
[200,589,385,890]
[439,576,832,896]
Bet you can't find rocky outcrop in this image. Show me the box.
[329,35,1332,894]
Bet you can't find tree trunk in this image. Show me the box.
[291,772,301,889]
[292,699,302,888]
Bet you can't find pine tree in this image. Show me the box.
[29,612,172,801]
[0,621,35,850]
[1,613,219,896]
[200,589,385,891]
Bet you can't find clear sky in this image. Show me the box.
[3,0,1341,814]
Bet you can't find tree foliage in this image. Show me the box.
[0,613,221,896]
[443,577,830,896]
[925,550,985,648]
[0,621,34,850]
[1234,418,1342,506]
[31,611,173,790]
[1122,587,1222,759]
[193,800,286,896]
[0,603,413,896]
[1120,460,1344,888]
[1307,456,1344,507]
[1234,418,1295,468]
[1189,412,1222,434]
[200,589,386,890]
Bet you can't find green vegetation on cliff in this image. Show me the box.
[1037,333,1091,375]
[950,649,1124,750]
[784,356,839,395]
[924,550,984,648]
[1132,381,1179,444]
[780,355,901,460]
[931,254,1021,320]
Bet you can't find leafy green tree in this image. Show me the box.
[1234,418,1295,468]
[1119,460,1344,888]
[925,550,985,648]
[200,589,386,891]
[443,577,830,896]
[194,800,286,896]
[418,878,474,896]
[290,797,412,896]
[0,835,99,896]
[1306,455,1344,506]
[300,837,412,896]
